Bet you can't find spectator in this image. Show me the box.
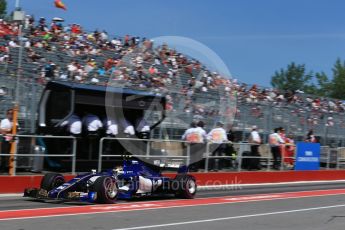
[248,125,261,156]
[283,133,295,169]
[227,129,236,142]
[207,121,228,171]
[0,87,6,100]
[182,121,205,143]
[207,121,227,143]
[102,117,118,155]
[60,114,82,136]
[8,39,18,48]
[135,118,150,133]
[225,128,237,168]
[305,129,317,143]
[196,121,207,141]
[103,117,118,137]
[82,113,103,134]
[269,128,285,170]
[135,117,150,139]
[44,60,56,79]
[182,121,206,172]
[118,118,135,137]
[0,109,14,172]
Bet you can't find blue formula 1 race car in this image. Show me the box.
[24,159,197,204]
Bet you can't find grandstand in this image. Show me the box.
[0,17,344,147]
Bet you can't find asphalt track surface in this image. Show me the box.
[1,182,345,230]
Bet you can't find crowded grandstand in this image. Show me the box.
[0,11,344,174]
[0,15,344,143]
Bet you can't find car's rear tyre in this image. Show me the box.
[40,173,65,191]
[173,175,197,199]
[91,176,118,204]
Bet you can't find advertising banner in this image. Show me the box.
[295,142,320,171]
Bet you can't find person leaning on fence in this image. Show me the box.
[249,125,261,156]
[81,113,103,159]
[269,128,285,170]
[135,117,150,139]
[225,129,237,168]
[60,114,82,136]
[102,117,118,137]
[227,129,236,142]
[118,118,135,137]
[195,121,208,170]
[82,113,103,134]
[102,117,118,155]
[116,118,139,155]
[207,121,228,171]
[283,132,295,169]
[59,114,82,158]
[182,121,206,172]
[0,109,14,172]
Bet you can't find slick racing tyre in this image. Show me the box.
[173,175,197,199]
[40,173,65,191]
[91,176,118,204]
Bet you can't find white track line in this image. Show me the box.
[198,179,345,190]
[2,191,345,221]
[111,203,345,230]
[0,193,23,198]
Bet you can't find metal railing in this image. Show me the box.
[336,147,345,169]
[2,134,345,175]
[204,142,276,172]
[98,137,191,172]
[320,146,331,168]
[0,134,77,175]
[97,137,345,172]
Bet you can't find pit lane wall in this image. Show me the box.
[1,170,345,193]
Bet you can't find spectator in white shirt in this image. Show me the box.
[249,125,261,156]
[207,121,228,171]
[102,117,118,154]
[60,114,82,135]
[0,109,14,171]
[118,118,135,137]
[103,117,118,137]
[207,121,228,143]
[0,109,13,134]
[182,121,206,144]
[269,128,285,169]
[8,39,18,48]
[182,121,207,172]
[82,113,103,133]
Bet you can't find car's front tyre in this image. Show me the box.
[91,176,118,204]
[40,173,65,191]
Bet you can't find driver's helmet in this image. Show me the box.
[114,166,124,175]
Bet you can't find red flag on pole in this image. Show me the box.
[54,0,67,10]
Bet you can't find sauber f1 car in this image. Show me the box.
[24,159,197,204]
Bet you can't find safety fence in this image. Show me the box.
[1,135,345,175]
[0,135,77,175]
[320,146,345,169]
[97,138,345,172]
